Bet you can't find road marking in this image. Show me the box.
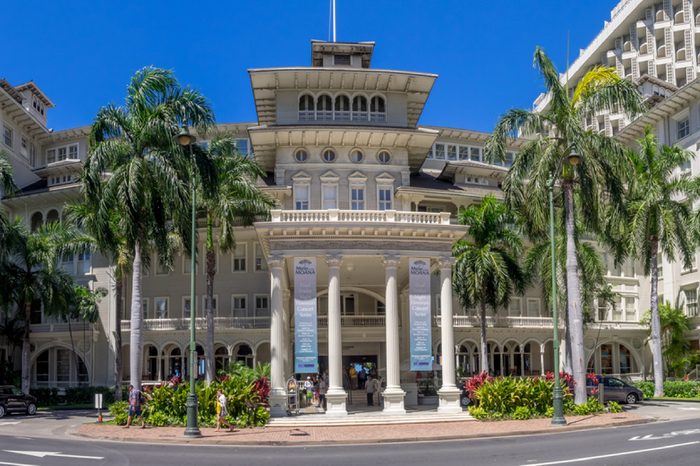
[629,428,700,441]
[678,407,700,410]
[0,461,37,466]
[0,422,20,427]
[521,441,700,466]
[4,450,104,460]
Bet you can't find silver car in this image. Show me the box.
[587,376,643,404]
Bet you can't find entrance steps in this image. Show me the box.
[269,406,472,427]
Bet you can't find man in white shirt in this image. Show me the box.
[365,375,375,406]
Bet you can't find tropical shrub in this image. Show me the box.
[109,401,129,425]
[565,397,604,416]
[108,363,270,427]
[634,380,700,399]
[607,402,622,413]
[472,375,565,419]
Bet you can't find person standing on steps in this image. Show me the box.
[365,374,375,406]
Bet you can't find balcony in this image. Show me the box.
[435,315,557,328]
[120,316,271,332]
[31,321,92,333]
[270,209,451,225]
[318,315,385,327]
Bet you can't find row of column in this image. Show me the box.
[267,255,461,417]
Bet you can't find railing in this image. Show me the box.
[440,315,556,328]
[120,316,271,332]
[269,209,452,225]
[370,112,386,122]
[31,321,92,333]
[352,111,368,121]
[318,315,385,327]
[334,110,351,121]
[299,110,315,121]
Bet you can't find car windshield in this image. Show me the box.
[11,388,23,395]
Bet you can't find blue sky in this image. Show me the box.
[2,0,618,132]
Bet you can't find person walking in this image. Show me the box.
[125,384,145,428]
[319,375,328,410]
[215,389,235,432]
[365,375,375,406]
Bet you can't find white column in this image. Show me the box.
[383,255,405,414]
[437,257,462,413]
[540,343,546,376]
[268,255,287,417]
[325,254,347,415]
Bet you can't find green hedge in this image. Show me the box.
[467,375,610,420]
[30,386,117,407]
[108,363,270,428]
[634,381,700,399]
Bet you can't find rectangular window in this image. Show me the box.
[504,152,515,167]
[3,125,13,148]
[684,253,697,273]
[470,147,481,162]
[334,54,351,65]
[342,294,356,316]
[78,248,91,275]
[46,149,56,164]
[508,298,521,317]
[526,298,541,317]
[232,243,247,272]
[254,295,270,317]
[156,256,170,275]
[56,349,70,383]
[459,146,470,160]
[322,184,338,209]
[350,185,365,210]
[624,297,636,321]
[20,136,28,158]
[155,297,169,319]
[375,300,385,316]
[447,145,457,161]
[203,295,218,316]
[434,143,446,160]
[254,244,267,272]
[183,296,192,319]
[378,186,393,210]
[597,299,608,321]
[426,145,434,159]
[234,138,249,156]
[232,295,248,317]
[677,118,690,140]
[612,296,623,321]
[685,289,698,317]
[57,147,67,161]
[68,144,79,160]
[61,252,74,274]
[142,299,149,320]
[294,184,309,210]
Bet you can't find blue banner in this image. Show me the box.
[409,258,433,371]
[294,257,318,373]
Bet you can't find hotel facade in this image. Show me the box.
[1,0,699,416]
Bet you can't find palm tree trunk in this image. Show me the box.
[564,300,573,374]
[649,240,664,397]
[479,301,489,374]
[205,247,216,384]
[129,242,143,389]
[563,183,586,404]
[21,300,31,394]
[114,273,124,400]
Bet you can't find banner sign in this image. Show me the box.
[294,257,318,373]
[409,258,433,371]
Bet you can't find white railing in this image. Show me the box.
[318,315,385,327]
[270,209,451,225]
[370,112,386,122]
[442,316,556,328]
[31,322,91,333]
[120,316,271,332]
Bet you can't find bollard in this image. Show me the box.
[598,383,605,404]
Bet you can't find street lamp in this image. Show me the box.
[177,126,201,437]
[548,148,579,426]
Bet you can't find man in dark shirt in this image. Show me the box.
[125,384,146,428]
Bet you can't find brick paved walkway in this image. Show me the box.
[75,411,648,445]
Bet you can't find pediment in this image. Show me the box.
[320,170,340,181]
[291,171,311,181]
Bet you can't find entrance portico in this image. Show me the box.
[255,209,466,417]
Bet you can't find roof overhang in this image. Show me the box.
[15,82,55,108]
[437,160,509,182]
[38,125,91,143]
[426,125,529,149]
[2,183,80,209]
[248,125,439,172]
[0,86,50,138]
[247,67,437,127]
[616,78,700,145]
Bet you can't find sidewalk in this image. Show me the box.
[74,411,649,446]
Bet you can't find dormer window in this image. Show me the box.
[334,54,351,66]
[370,96,386,122]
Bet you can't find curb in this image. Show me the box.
[70,417,654,447]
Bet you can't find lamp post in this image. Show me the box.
[177,126,201,438]
[548,149,580,426]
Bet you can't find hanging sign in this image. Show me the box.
[409,258,433,371]
[294,257,318,373]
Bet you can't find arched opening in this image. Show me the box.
[299,94,315,121]
[352,95,368,121]
[457,341,480,376]
[370,96,386,122]
[30,212,44,231]
[256,342,271,366]
[46,209,59,224]
[334,95,350,121]
[163,345,182,378]
[32,346,89,387]
[586,342,639,376]
[215,345,229,373]
[233,343,254,368]
[317,95,333,120]
[143,345,158,381]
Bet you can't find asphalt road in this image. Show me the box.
[0,405,698,466]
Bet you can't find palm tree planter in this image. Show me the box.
[486,48,645,403]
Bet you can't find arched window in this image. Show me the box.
[167,347,182,378]
[46,209,59,224]
[317,95,333,121]
[299,94,315,121]
[234,344,254,368]
[145,346,158,381]
[215,346,229,372]
[334,95,350,121]
[30,212,43,231]
[352,96,368,121]
[370,96,386,122]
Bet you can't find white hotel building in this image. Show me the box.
[2,4,699,414]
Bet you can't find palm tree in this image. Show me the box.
[486,48,645,403]
[641,302,696,378]
[625,128,697,397]
[82,67,214,390]
[2,220,92,393]
[198,135,274,383]
[452,195,526,374]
